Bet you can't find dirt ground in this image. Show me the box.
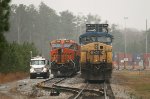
[113,70,150,99]
[1,71,150,99]
[0,72,28,84]
[0,72,29,99]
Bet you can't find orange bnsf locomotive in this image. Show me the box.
[50,39,80,77]
[79,24,113,81]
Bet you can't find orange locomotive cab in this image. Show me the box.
[50,39,80,77]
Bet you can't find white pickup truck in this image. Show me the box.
[30,56,50,79]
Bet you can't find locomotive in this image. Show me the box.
[50,39,80,77]
[79,24,113,81]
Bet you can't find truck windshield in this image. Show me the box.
[31,60,45,65]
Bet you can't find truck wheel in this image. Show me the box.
[43,76,46,79]
[47,72,50,78]
[30,75,34,79]
[44,75,48,79]
[46,74,49,78]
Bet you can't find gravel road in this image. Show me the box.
[0,71,136,99]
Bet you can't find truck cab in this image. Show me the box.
[30,56,50,79]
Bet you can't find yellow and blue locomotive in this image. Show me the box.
[79,24,113,81]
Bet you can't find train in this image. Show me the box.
[79,24,113,81]
[50,39,80,77]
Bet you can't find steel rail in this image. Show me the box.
[36,77,115,99]
[73,82,89,99]
[104,81,108,99]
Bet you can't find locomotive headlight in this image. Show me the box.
[62,49,64,53]
[42,68,47,72]
[55,60,57,62]
[94,44,98,49]
[103,59,106,62]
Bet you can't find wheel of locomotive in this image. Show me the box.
[53,73,58,78]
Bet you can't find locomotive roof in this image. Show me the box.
[79,32,113,38]
[50,39,76,44]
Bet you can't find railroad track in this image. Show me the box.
[36,77,66,89]
[104,80,115,99]
[36,77,115,99]
[72,80,115,99]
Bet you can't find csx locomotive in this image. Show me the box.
[79,24,113,81]
[50,39,80,77]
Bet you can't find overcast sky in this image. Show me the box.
[12,0,150,31]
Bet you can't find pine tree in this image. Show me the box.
[0,0,11,60]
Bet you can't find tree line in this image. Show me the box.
[1,1,150,73]
[5,2,102,58]
[0,0,38,73]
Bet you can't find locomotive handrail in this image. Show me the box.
[50,61,55,64]
[70,59,76,68]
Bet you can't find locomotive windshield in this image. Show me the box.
[64,43,72,48]
[97,36,111,42]
[51,43,62,49]
[64,43,76,49]
[80,36,112,45]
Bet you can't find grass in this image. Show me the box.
[114,70,150,98]
[0,72,29,84]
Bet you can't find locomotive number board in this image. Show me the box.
[90,50,103,55]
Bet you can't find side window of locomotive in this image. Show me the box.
[106,37,111,42]
[74,44,78,50]
[105,37,112,45]
[80,37,86,44]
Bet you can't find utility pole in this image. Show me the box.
[30,51,32,58]
[144,19,148,69]
[17,26,20,44]
[124,17,128,70]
